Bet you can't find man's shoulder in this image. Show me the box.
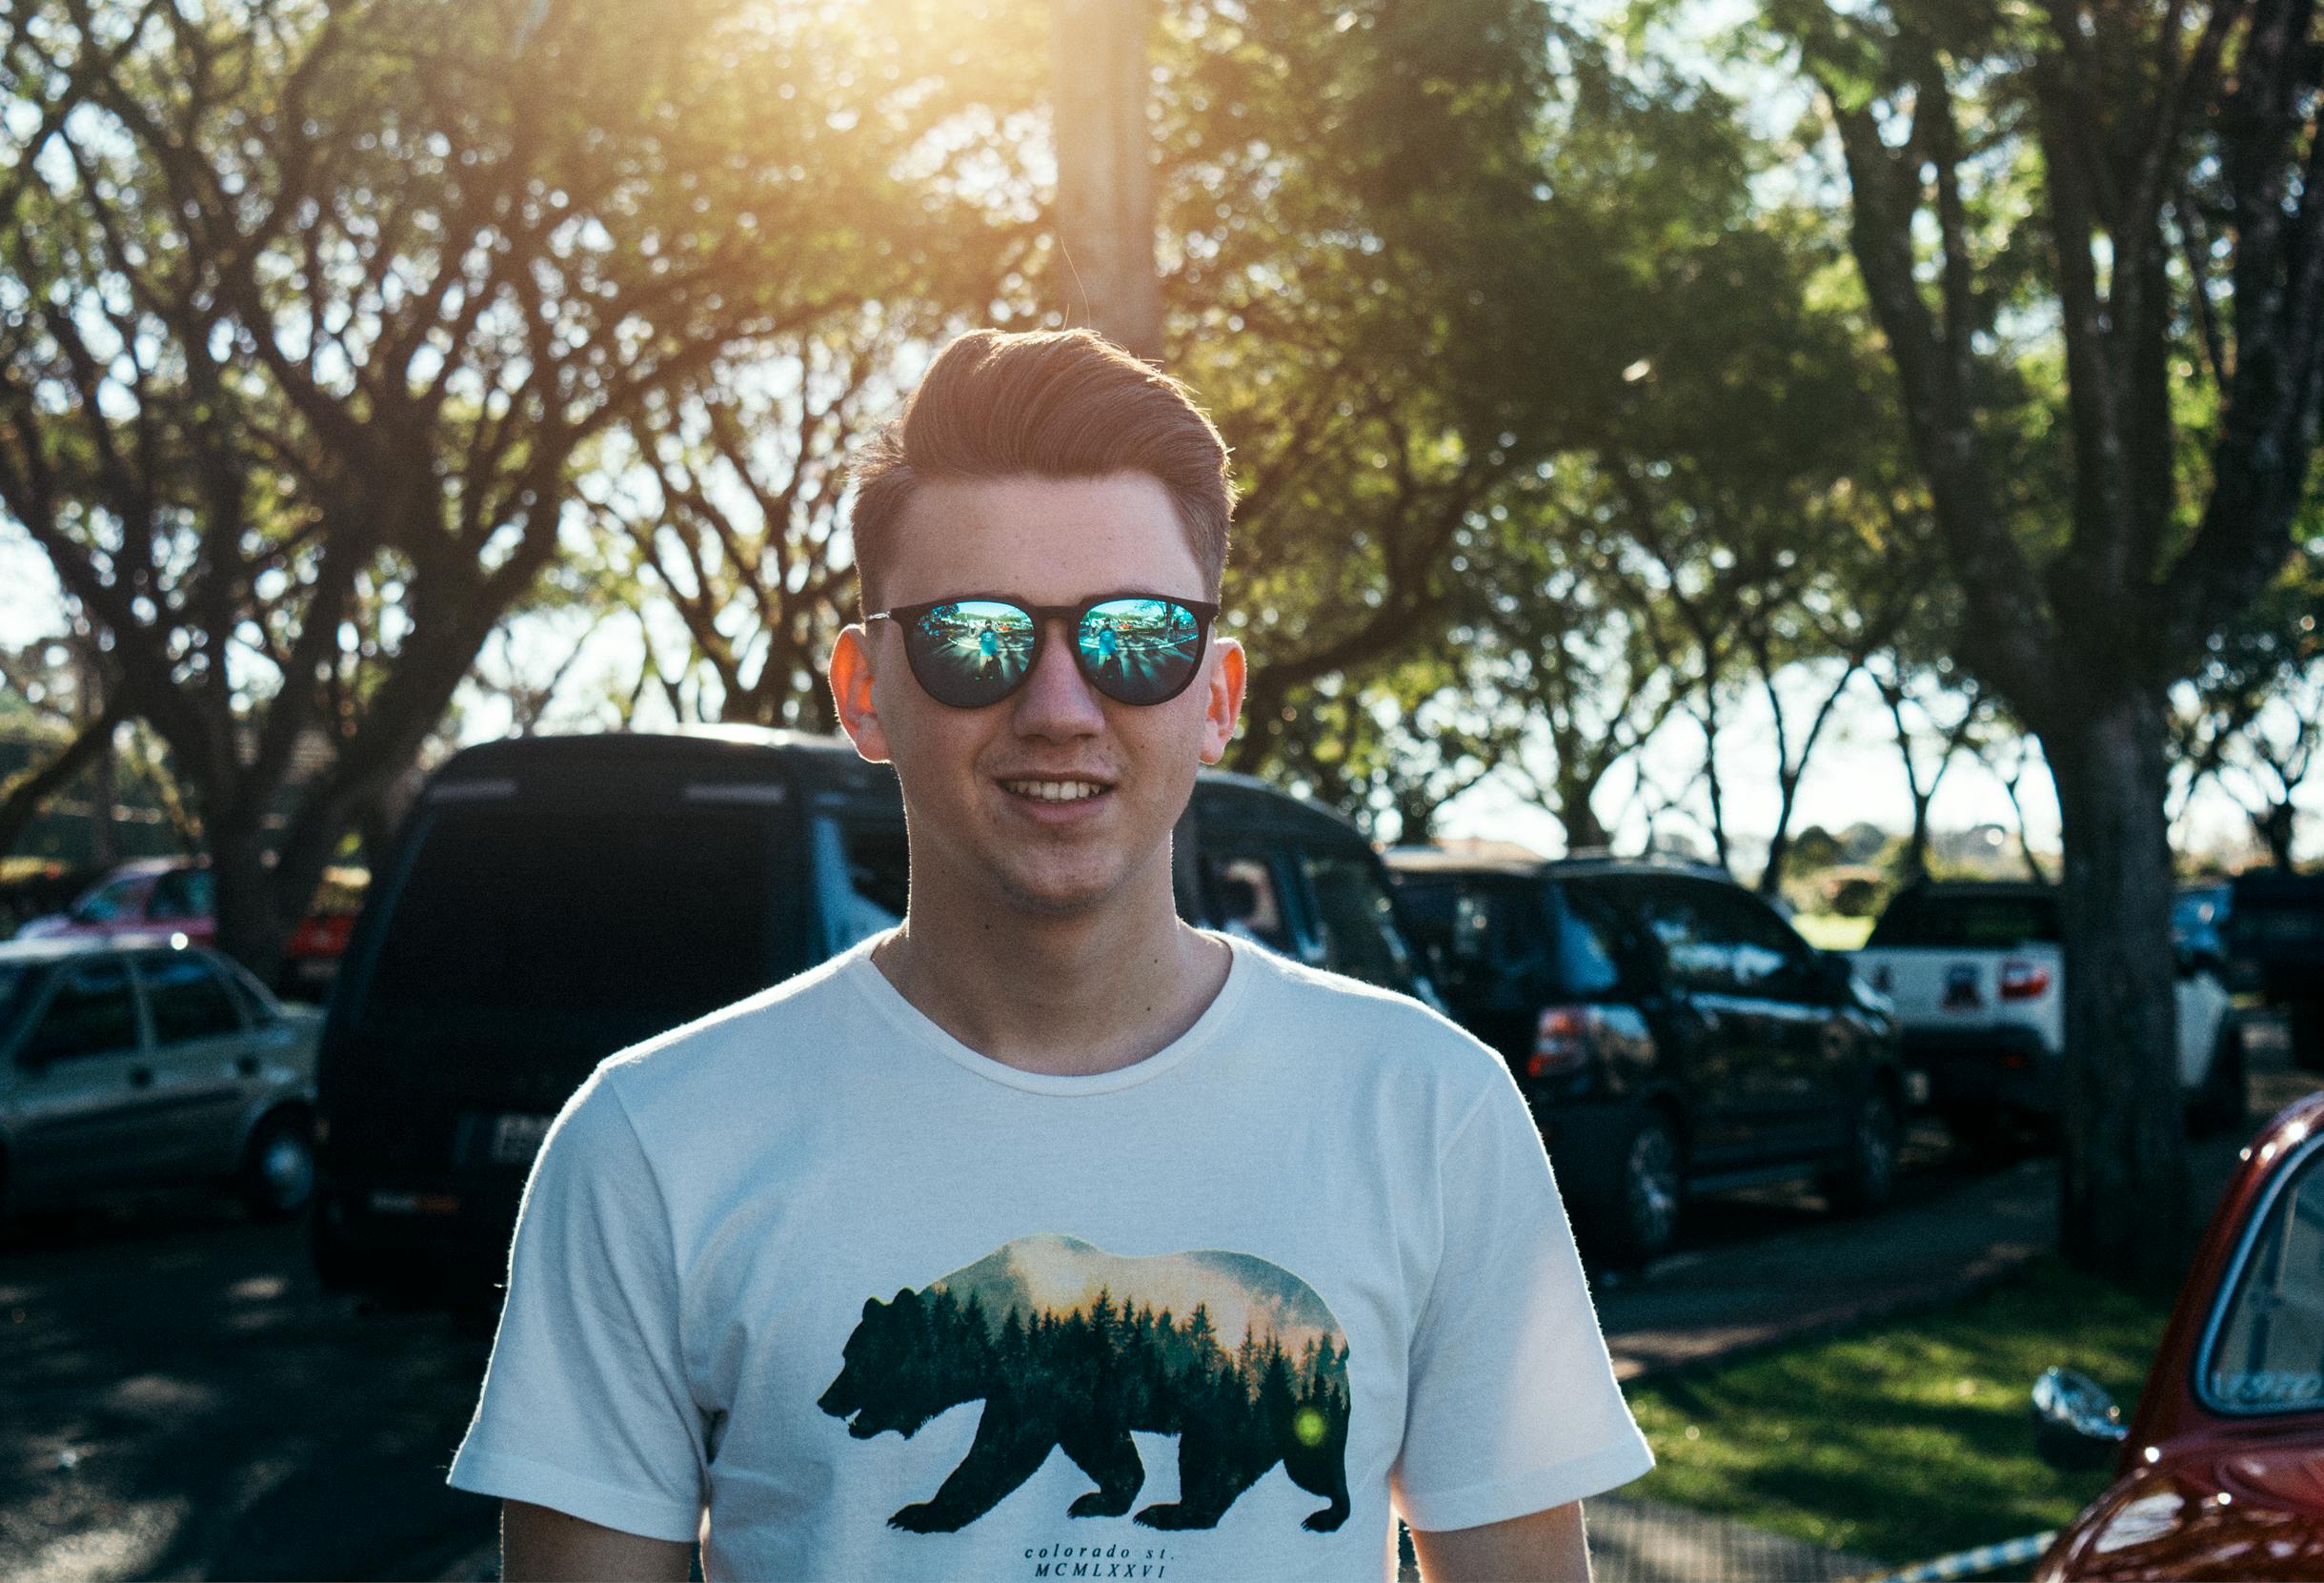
[593,939,876,1098]
[1226,939,1508,1090]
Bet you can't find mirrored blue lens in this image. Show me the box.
[1079,598,1204,705]
[907,600,1037,707]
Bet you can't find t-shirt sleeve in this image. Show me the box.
[446,1069,709,1543]
[1391,1069,1655,1532]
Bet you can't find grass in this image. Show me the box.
[1793,912,1877,951]
[1620,1257,2172,1569]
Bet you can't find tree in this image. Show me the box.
[584,311,971,731]
[0,0,950,976]
[1869,652,1986,883]
[2172,553,2324,863]
[1768,0,2324,1288]
[1050,0,1163,357]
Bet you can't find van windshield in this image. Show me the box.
[1867,891,2060,949]
[354,802,785,1039]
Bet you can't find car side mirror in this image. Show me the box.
[2031,1367,2128,1470]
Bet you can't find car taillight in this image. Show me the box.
[1999,959,2052,1001]
[1529,1005,1599,1078]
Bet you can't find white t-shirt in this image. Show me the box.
[447,932,1652,1581]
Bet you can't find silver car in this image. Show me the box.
[0,936,319,1220]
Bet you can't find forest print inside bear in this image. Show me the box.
[816,1233,1353,1535]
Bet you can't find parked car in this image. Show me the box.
[311,728,1436,1303]
[2226,867,2324,1070]
[16,857,365,1001]
[0,935,320,1221]
[2029,1090,2324,1580]
[1384,849,1910,1266]
[1854,881,2244,1149]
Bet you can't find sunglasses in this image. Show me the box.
[866,594,1221,709]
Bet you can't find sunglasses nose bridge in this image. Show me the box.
[1010,610,1109,726]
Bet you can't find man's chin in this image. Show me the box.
[983,853,1142,919]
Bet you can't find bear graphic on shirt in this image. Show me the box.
[816,1233,1352,1535]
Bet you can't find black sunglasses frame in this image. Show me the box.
[866,593,1222,709]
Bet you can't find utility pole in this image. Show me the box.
[1049,0,1162,362]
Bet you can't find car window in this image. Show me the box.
[814,817,909,955]
[1548,884,1627,999]
[70,876,141,924]
[137,952,245,1043]
[216,959,283,1025]
[1297,851,1419,993]
[1867,890,2061,948]
[1695,888,1812,994]
[2202,1139,2324,1413]
[146,868,213,922]
[20,960,140,1063]
[1202,848,1297,956]
[1630,881,1739,995]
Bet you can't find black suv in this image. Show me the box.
[313,728,1433,1303]
[1385,850,1907,1264]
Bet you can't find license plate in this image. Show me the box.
[489,1112,555,1166]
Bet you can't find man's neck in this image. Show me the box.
[870,879,1231,1078]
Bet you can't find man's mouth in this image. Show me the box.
[997,778,1113,804]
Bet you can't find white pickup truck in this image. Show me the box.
[1853,881,2244,1147]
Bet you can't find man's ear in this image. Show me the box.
[1197,636,1246,766]
[829,623,893,764]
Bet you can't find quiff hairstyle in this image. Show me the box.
[848,328,1235,616]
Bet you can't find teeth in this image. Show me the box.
[1003,780,1107,802]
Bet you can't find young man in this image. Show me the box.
[447,329,1652,1580]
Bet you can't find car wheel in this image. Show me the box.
[1822,1088,1899,1214]
[238,1112,316,1221]
[2189,1024,2249,1138]
[1599,1111,1684,1268]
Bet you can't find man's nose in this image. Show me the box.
[1010,619,1106,737]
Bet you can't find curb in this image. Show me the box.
[1847,1529,2057,1583]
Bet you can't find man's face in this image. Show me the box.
[830,472,1244,921]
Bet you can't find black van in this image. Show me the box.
[312,728,1429,1301]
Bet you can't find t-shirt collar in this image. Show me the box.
[839,928,1257,1096]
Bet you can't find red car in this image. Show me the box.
[18,860,362,999]
[2032,1089,2324,1579]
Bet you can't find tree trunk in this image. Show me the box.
[210,816,291,988]
[2257,801,2296,868]
[1049,0,1162,361]
[1555,775,1610,854]
[2042,686,2192,1297]
[84,658,119,867]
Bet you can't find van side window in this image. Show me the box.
[815,818,910,954]
[1298,852,1417,993]
[22,961,139,1063]
[138,953,244,1043]
[1203,851,1294,956]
